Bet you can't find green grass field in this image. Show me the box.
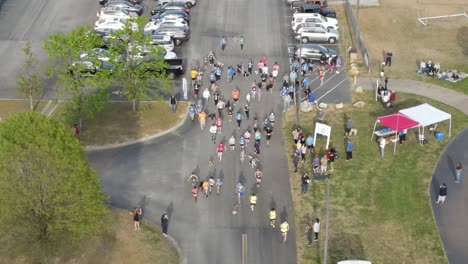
[283,91,468,263]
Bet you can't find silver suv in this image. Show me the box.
[158,0,196,8]
[295,26,339,44]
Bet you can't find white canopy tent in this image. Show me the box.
[399,103,452,138]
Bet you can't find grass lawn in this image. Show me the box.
[3,209,180,263]
[0,100,48,118]
[335,0,468,93]
[53,101,188,146]
[282,91,468,264]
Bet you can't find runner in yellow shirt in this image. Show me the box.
[280,220,289,244]
[249,193,257,211]
[269,208,277,228]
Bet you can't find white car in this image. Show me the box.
[149,35,175,52]
[95,18,138,31]
[291,13,338,31]
[128,43,177,60]
[80,48,112,62]
[97,7,138,20]
[144,18,188,32]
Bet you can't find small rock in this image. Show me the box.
[355,86,363,93]
[353,101,366,108]
[301,101,313,112]
[319,102,328,109]
[335,103,344,109]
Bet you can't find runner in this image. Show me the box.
[209,123,217,143]
[208,51,215,67]
[239,135,245,150]
[213,91,220,106]
[235,182,245,205]
[269,112,275,127]
[227,104,233,122]
[269,208,277,228]
[255,168,263,188]
[215,115,223,134]
[253,117,259,133]
[240,149,245,164]
[188,172,198,187]
[246,92,251,105]
[220,36,227,51]
[228,135,236,151]
[217,142,226,161]
[254,130,262,143]
[216,177,223,195]
[247,58,253,76]
[249,193,257,211]
[236,110,243,129]
[265,125,273,147]
[280,220,290,244]
[208,176,215,194]
[272,62,280,80]
[217,99,225,117]
[263,118,269,130]
[244,104,250,120]
[244,130,251,146]
[254,141,261,158]
[232,87,240,105]
[188,104,196,121]
[192,186,198,203]
[193,82,201,98]
[198,110,206,131]
[250,81,257,100]
[202,180,210,197]
[190,67,198,87]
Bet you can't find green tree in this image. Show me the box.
[43,25,113,127]
[108,17,170,112]
[0,112,109,259]
[16,41,43,111]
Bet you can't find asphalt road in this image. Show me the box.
[90,0,299,263]
[431,128,468,264]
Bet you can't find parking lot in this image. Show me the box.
[283,10,351,104]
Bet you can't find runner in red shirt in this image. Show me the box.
[217,142,226,161]
[216,116,223,134]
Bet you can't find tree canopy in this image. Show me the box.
[0,112,109,258]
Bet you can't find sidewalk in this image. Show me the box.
[356,77,468,115]
[357,76,468,264]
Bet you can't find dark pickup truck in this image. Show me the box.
[165,58,185,79]
[299,4,336,18]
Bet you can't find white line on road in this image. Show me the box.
[311,71,343,93]
[316,79,347,102]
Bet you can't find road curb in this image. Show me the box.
[85,105,190,152]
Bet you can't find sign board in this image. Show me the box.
[313,122,332,149]
[182,78,188,100]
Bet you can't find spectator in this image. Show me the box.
[169,95,177,112]
[385,51,393,66]
[435,183,447,204]
[73,124,80,137]
[161,213,169,237]
[346,140,353,160]
[455,162,463,183]
[301,173,311,193]
[379,137,386,158]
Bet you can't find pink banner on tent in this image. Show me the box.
[377,113,419,131]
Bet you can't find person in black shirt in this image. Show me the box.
[301,173,311,193]
[169,95,177,112]
[161,213,169,237]
[265,126,273,147]
[436,183,447,204]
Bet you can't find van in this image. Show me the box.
[291,13,338,31]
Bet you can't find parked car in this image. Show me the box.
[105,1,143,16]
[295,26,339,43]
[291,1,307,12]
[146,26,190,46]
[97,7,138,19]
[80,48,113,62]
[144,19,189,32]
[149,35,175,52]
[95,19,138,32]
[150,10,190,22]
[100,0,141,5]
[128,43,177,60]
[294,44,337,61]
[151,2,189,16]
[68,60,115,77]
[164,58,185,79]
[299,4,336,18]
[158,0,196,8]
[291,13,338,31]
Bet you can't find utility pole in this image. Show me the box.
[296,41,303,127]
[323,176,331,264]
